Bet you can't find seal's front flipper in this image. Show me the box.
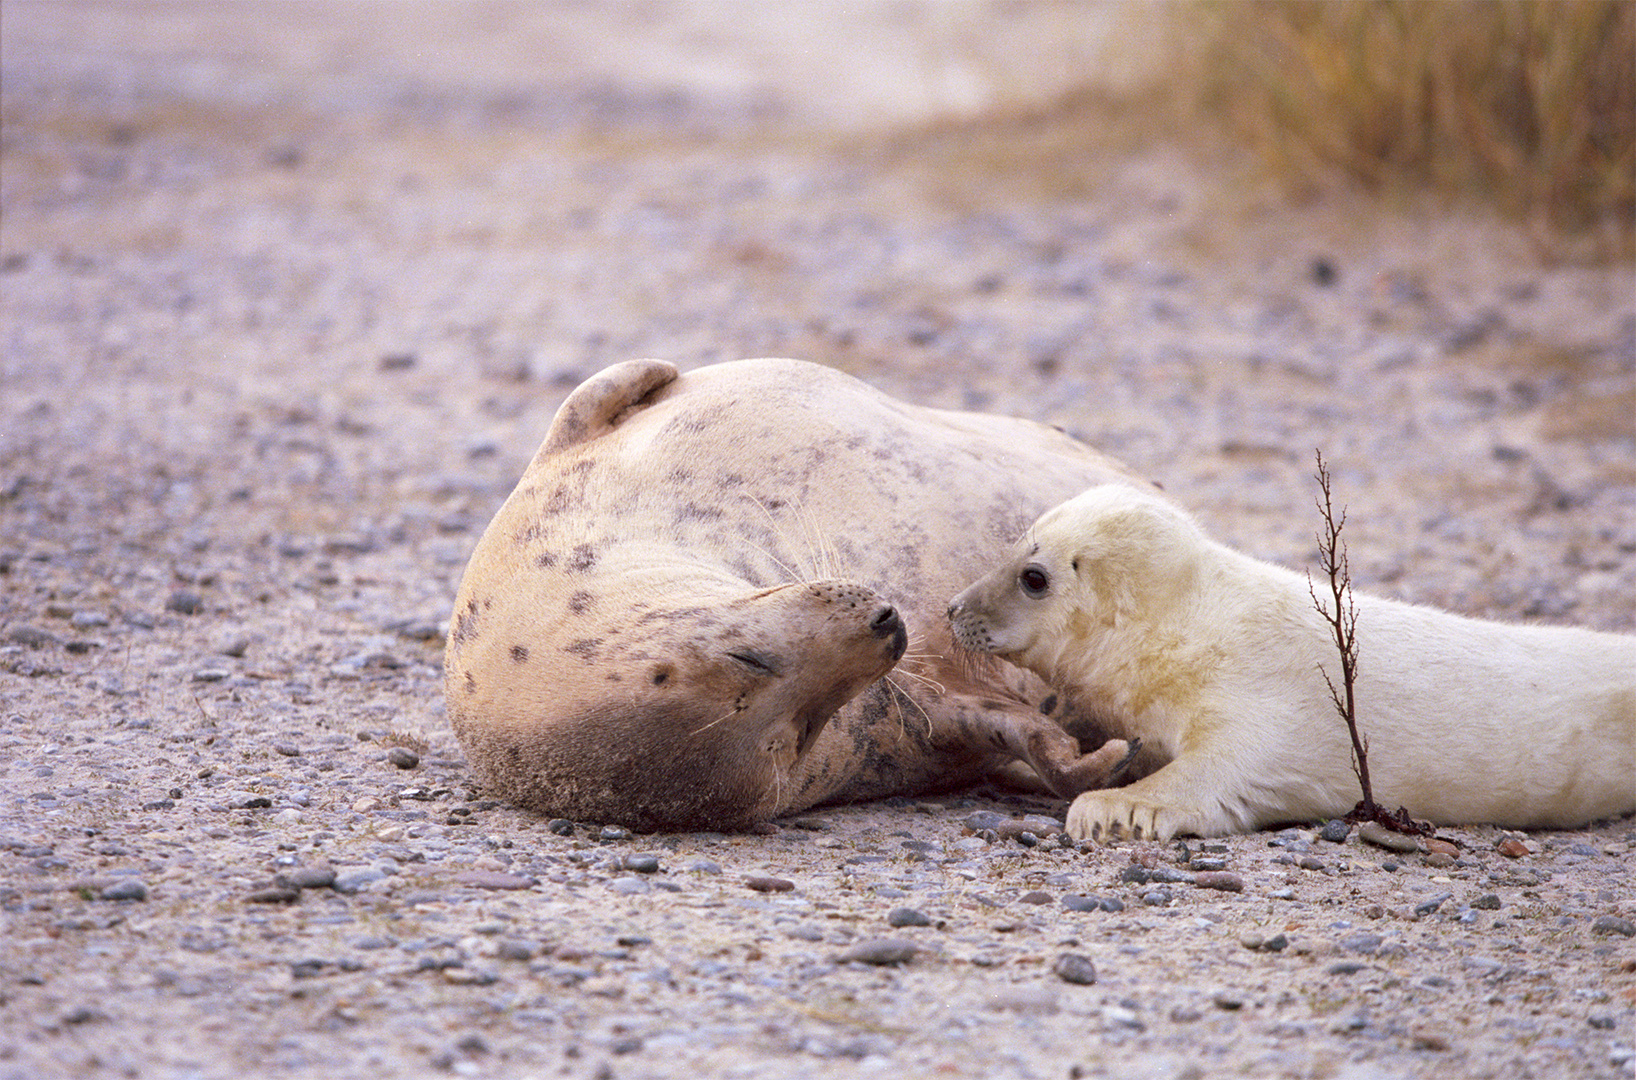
[949,694,1137,799]
[535,359,679,461]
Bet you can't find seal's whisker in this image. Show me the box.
[889,660,946,697]
[741,535,806,586]
[788,494,831,581]
[748,495,824,584]
[689,703,743,738]
[882,674,935,738]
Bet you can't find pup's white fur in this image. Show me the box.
[948,484,1636,840]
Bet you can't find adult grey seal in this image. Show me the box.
[445,358,1147,829]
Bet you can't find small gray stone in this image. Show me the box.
[622,853,660,874]
[454,870,536,891]
[287,865,337,889]
[887,907,932,928]
[835,938,919,965]
[1358,822,1420,853]
[100,879,148,902]
[495,938,537,961]
[334,868,388,894]
[1340,932,1383,955]
[1592,914,1636,937]
[598,826,631,842]
[1052,953,1097,985]
[1469,893,1502,911]
[1018,890,1051,905]
[1319,819,1351,843]
[962,810,1008,832]
[745,875,794,893]
[245,885,300,904]
[607,876,649,895]
[166,590,204,615]
[547,819,574,836]
[1415,893,1452,916]
[386,746,419,769]
[1061,894,1103,912]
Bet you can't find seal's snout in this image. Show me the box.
[871,603,908,662]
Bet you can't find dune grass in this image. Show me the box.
[1185,0,1633,255]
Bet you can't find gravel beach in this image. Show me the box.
[2,4,1632,1078]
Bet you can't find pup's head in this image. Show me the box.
[946,484,1201,680]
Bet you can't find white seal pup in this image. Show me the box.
[948,483,1636,840]
[446,359,1150,830]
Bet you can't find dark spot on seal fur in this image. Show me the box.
[568,590,595,614]
[464,671,478,695]
[510,644,529,663]
[651,664,673,686]
[1039,694,1058,715]
[679,501,724,523]
[567,544,598,573]
[536,551,559,569]
[564,639,602,661]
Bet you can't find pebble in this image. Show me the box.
[1340,932,1383,955]
[886,907,933,928]
[1241,932,1288,952]
[386,746,420,770]
[454,870,536,890]
[547,819,575,836]
[1414,893,1452,916]
[1051,953,1097,985]
[1102,1005,1144,1031]
[1423,838,1460,857]
[1319,820,1351,843]
[835,938,919,966]
[166,589,204,615]
[1358,822,1420,853]
[1592,914,1636,937]
[1212,992,1245,1010]
[745,875,794,893]
[245,885,300,904]
[607,876,649,895]
[100,879,148,902]
[287,865,337,889]
[598,826,631,842]
[1469,893,1501,911]
[622,853,660,874]
[1496,838,1530,859]
[1192,871,1244,893]
[1018,890,1052,905]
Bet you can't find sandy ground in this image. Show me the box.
[2,3,1633,1079]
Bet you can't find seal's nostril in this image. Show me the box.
[869,604,901,638]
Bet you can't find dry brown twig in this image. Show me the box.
[1307,451,1431,836]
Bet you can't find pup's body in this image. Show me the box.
[948,484,1636,840]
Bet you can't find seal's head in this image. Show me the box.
[448,571,905,831]
[947,483,1199,680]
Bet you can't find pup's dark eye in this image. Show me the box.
[1019,565,1050,597]
[728,650,780,676]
